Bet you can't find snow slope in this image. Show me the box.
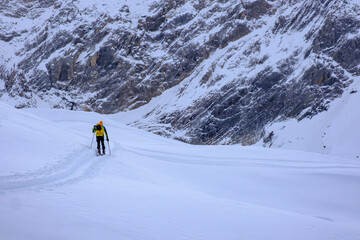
[0,101,360,240]
[261,77,360,160]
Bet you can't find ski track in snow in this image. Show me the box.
[123,145,360,169]
[0,146,108,192]
[1,140,359,193]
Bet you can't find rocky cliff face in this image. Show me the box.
[1,0,360,145]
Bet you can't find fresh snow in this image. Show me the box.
[262,77,360,160]
[1,101,359,240]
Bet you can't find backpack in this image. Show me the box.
[94,125,102,131]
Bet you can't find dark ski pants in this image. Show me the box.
[96,136,105,154]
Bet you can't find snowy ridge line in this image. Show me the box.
[0,147,105,191]
[122,146,360,169]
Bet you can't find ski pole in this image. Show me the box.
[90,132,95,149]
[107,140,111,156]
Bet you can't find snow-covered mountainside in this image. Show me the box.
[1,0,360,146]
[1,102,360,240]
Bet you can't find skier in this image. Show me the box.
[92,121,109,155]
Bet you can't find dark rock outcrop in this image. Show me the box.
[1,0,359,144]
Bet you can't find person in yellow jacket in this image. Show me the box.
[92,121,109,155]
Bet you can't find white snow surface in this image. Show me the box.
[1,101,359,240]
[260,77,360,160]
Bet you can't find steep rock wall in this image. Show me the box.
[1,0,359,144]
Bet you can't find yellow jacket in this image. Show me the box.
[93,124,109,139]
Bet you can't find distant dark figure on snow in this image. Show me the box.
[92,121,109,155]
